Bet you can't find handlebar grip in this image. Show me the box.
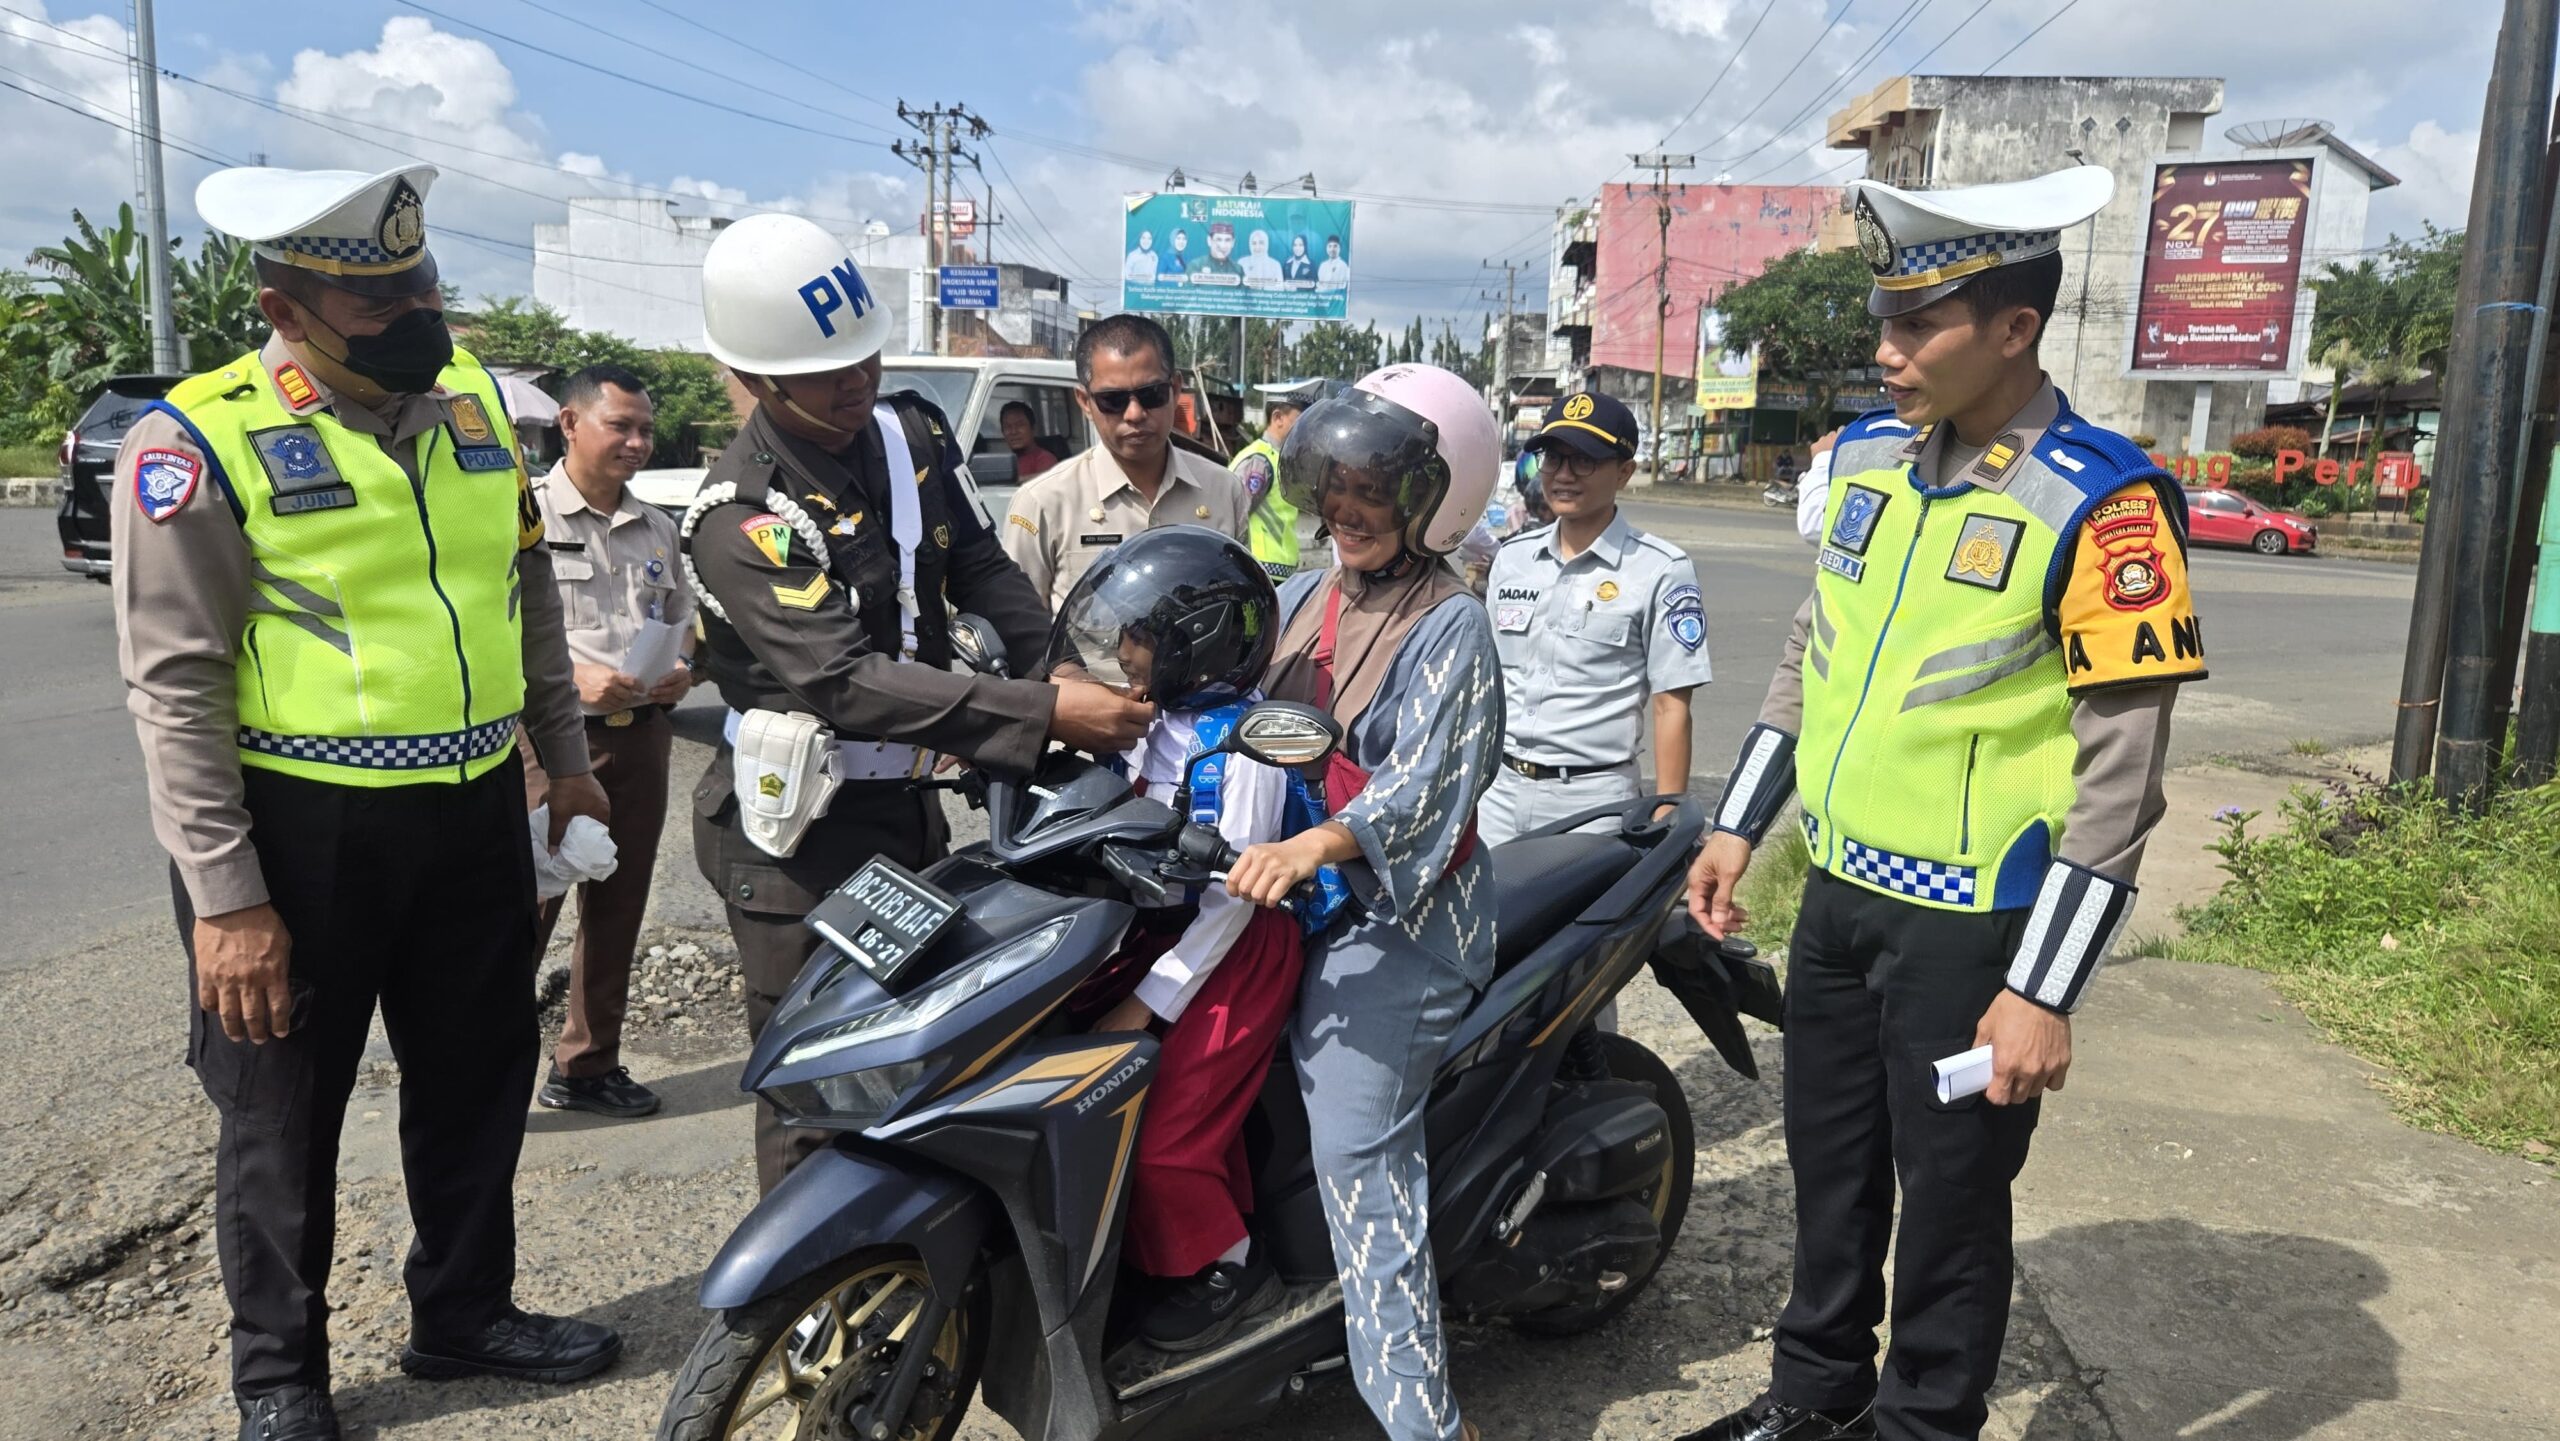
[1176,822,1239,872]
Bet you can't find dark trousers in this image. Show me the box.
[176,760,539,1399]
[525,710,672,1078]
[691,752,946,1193]
[1771,869,2040,1441]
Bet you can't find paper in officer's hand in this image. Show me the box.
[623,619,685,684]
[526,804,620,901]
[1932,1045,1995,1104]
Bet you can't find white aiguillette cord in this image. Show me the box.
[873,402,921,662]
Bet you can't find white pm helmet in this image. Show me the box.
[700,212,891,375]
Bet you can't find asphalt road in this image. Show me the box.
[0,499,2424,1437]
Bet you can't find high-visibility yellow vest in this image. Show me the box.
[158,345,535,786]
[1233,436,1300,579]
[1797,405,2156,911]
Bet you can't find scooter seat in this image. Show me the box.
[1488,833,1636,974]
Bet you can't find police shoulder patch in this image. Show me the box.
[132,448,201,522]
[739,513,793,567]
[1829,484,1890,555]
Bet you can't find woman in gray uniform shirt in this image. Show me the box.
[1224,363,1503,1441]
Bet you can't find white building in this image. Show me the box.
[533,198,1077,360]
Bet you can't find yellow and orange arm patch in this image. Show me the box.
[2058,484,2206,693]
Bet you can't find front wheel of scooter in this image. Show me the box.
[657,1246,988,1441]
[1510,1031,1697,1338]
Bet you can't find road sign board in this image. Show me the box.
[936,265,999,311]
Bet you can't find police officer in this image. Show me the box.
[111,165,620,1441]
[682,214,1153,1193]
[1681,168,2206,1441]
[1480,390,1711,844]
[1230,379,1320,580]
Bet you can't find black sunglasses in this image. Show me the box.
[1085,381,1175,414]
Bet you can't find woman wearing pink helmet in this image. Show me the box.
[1223,363,1501,1441]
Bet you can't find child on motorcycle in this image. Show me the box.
[1047,525,1309,1353]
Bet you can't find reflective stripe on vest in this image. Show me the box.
[163,345,531,787]
[1798,419,2091,913]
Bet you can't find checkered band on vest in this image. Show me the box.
[275,233,403,267]
[1802,812,1820,849]
[1892,228,2058,280]
[1840,836,1979,905]
[238,715,518,771]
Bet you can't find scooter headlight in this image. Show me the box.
[764,1059,928,1129]
[777,920,1072,1068]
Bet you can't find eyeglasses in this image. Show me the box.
[1546,452,1624,478]
[1085,381,1175,414]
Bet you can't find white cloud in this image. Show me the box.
[1647,0,1748,39]
[2365,119,2478,241]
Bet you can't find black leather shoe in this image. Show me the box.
[1139,1255,1282,1352]
[401,1306,623,1383]
[1675,1395,1876,1441]
[237,1386,340,1441]
[537,1065,661,1118]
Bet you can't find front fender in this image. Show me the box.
[699,1142,993,1311]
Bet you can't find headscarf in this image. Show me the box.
[1266,550,1471,733]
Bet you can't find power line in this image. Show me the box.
[1657,0,1792,148]
[505,0,897,138]
[0,67,232,166]
[1710,0,1937,172]
[1736,0,2004,184]
[1975,0,2086,73]
[1686,0,1863,159]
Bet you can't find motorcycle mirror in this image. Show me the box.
[1233,701,1343,769]
[948,614,1010,678]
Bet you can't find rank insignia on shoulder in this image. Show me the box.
[272,362,320,412]
[739,514,793,567]
[132,448,201,523]
[1970,431,2024,489]
[770,574,831,610]
[1818,546,1867,582]
[1945,514,2024,591]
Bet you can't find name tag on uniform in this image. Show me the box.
[1078,532,1125,548]
[454,445,518,473]
[249,425,355,514]
[1818,546,1866,582]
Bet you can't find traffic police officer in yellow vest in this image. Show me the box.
[1680,167,2205,1441]
[111,165,621,1441]
[1232,380,1319,579]
[681,215,1154,1193]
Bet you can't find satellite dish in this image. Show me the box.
[2226,118,2333,150]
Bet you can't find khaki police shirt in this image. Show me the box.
[1756,381,2189,883]
[1487,511,1712,768]
[111,334,587,917]
[530,463,694,714]
[999,443,1249,608]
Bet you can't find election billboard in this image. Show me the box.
[1120,192,1356,321]
[2128,159,2316,378]
[1694,306,1760,411]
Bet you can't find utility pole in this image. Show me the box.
[1631,153,1694,480]
[894,101,986,356]
[2395,0,2557,800]
[1481,258,1521,416]
[128,0,178,373]
[2504,112,2560,785]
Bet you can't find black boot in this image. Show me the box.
[401,1304,623,1383]
[237,1386,340,1441]
[1138,1254,1282,1353]
[1675,1395,1876,1441]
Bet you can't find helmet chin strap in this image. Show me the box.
[755,373,862,444]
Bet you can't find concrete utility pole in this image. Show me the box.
[1481,258,1521,416]
[893,101,986,356]
[2391,0,2557,799]
[1631,153,1694,478]
[128,0,178,373]
[2499,107,2560,785]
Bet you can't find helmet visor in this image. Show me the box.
[1041,524,1279,709]
[1277,390,1449,544]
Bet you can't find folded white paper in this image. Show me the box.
[527,805,620,901]
[623,618,685,684]
[1932,1044,1995,1104]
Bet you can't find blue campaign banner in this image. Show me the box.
[937,265,1000,311]
[1120,193,1356,320]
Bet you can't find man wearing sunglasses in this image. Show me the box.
[1002,314,1249,608]
[1479,389,1712,847]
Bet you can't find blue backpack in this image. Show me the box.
[1186,701,1355,936]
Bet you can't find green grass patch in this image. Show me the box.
[2288,736,2331,756]
[1736,817,1813,959]
[0,443,58,478]
[2169,783,2560,1155]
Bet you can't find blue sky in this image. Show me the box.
[0,0,2507,331]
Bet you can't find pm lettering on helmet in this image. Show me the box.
[796,260,874,338]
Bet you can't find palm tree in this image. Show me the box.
[2316,337,2361,456]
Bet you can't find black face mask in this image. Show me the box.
[307,307,454,395]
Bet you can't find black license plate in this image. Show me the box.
[809,858,961,988]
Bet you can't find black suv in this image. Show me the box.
[56,374,184,581]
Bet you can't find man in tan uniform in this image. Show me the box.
[519,364,694,1119]
[1001,313,1248,608]
[112,164,619,1441]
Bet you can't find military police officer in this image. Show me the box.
[681,214,1153,1193]
[112,165,620,1441]
[1480,390,1712,844]
[1681,168,2205,1441]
